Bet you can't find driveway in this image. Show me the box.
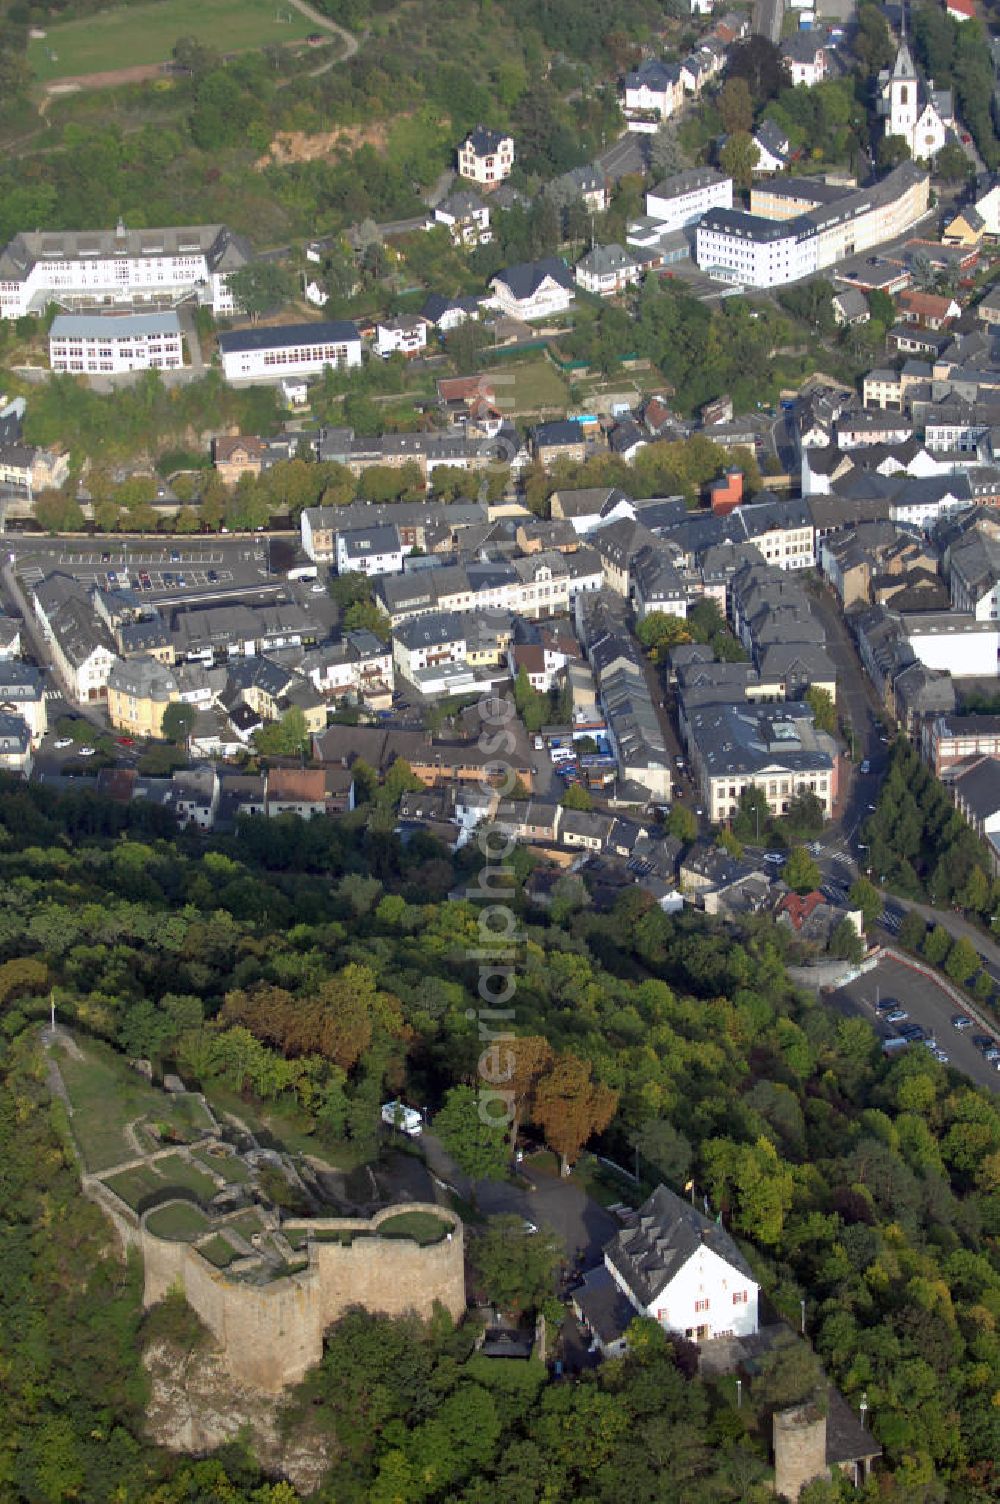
[422,1132,617,1268]
[477,1160,618,1268]
[805,577,887,842]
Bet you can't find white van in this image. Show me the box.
[550,745,576,765]
[381,1100,423,1137]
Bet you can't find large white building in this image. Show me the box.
[622,58,684,121]
[49,312,184,375]
[642,167,733,236]
[878,38,952,162]
[604,1186,759,1344]
[488,258,575,321]
[0,222,249,320]
[457,126,514,188]
[217,320,362,383]
[696,162,929,288]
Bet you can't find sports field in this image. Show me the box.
[28,0,317,83]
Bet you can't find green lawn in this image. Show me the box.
[56,1037,208,1173]
[193,1147,251,1183]
[204,1083,364,1167]
[102,1164,168,1210]
[145,1201,212,1242]
[153,1154,220,1203]
[198,1233,239,1268]
[28,0,318,82]
[378,1211,453,1245]
[223,1209,266,1243]
[479,359,569,417]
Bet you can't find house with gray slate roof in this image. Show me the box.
[604,1184,760,1344]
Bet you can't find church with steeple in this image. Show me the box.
[877,32,953,161]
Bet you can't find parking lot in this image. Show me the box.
[830,956,1000,1095]
[13,542,271,600]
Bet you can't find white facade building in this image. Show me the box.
[622,59,684,120]
[458,127,514,188]
[0,222,248,319]
[488,258,575,320]
[375,316,428,358]
[49,311,183,374]
[878,39,952,161]
[574,244,641,296]
[698,209,818,287]
[697,162,929,288]
[335,523,406,577]
[217,320,361,383]
[903,615,1000,676]
[605,1186,759,1344]
[644,167,734,236]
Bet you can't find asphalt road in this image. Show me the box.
[805,578,890,842]
[753,0,784,43]
[830,955,1000,1095]
[422,1132,617,1268]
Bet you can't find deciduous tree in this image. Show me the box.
[532,1052,618,1175]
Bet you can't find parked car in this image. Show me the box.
[951,1014,973,1030]
[763,852,786,865]
[972,1035,996,1053]
[897,1023,925,1041]
[207,569,219,583]
[860,759,871,773]
[53,737,73,749]
[170,549,181,563]
[78,746,97,758]
[874,999,898,1016]
[885,1007,908,1023]
[115,736,134,747]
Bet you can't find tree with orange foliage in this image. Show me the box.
[481,1034,552,1155]
[221,963,405,1074]
[533,1052,618,1176]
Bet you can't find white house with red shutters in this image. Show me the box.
[604,1185,760,1344]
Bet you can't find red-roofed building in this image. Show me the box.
[709,468,744,515]
[946,0,975,21]
[897,290,961,330]
[776,890,827,931]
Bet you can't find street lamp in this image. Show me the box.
[859,1392,869,1430]
[800,1298,806,1335]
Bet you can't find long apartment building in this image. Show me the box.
[375,549,604,626]
[696,163,929,289]
[0,222,250,319]
[301,501,488,563]
[684,698,838,824]
[49,312,184,374]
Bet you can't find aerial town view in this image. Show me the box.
[1,0,1000,1497]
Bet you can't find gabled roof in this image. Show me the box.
[491,257,574,300]
[463,125,511,156]
[625,57,681,91]
[606,1184,756,1309]
[755,118,790,155]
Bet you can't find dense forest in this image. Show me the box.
[0,770,998,1501]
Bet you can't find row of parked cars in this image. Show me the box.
[876,996,1000,1069]
[876,997,950,1062]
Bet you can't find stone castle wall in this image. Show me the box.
[86,1181,466,1393]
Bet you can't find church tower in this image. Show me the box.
[888,37,918,147]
